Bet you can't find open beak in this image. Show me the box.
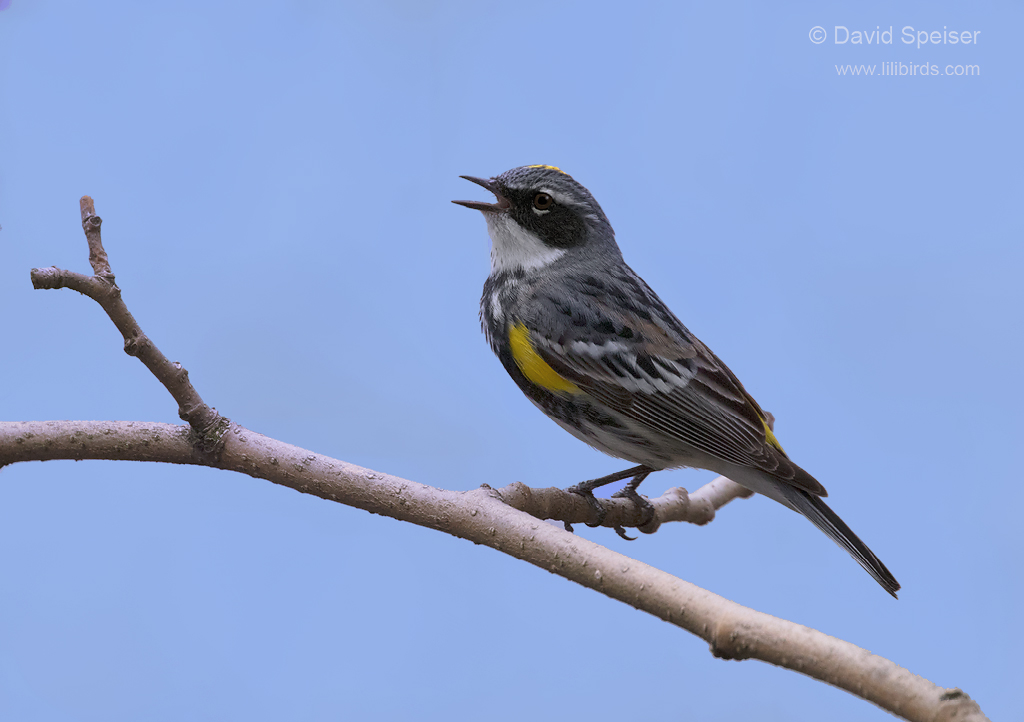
[452,176,511,213]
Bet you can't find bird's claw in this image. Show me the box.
[614,525,637,541]
[567,483,607,527]
[611,486,656,529]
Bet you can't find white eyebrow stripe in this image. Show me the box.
[543,188,579,207]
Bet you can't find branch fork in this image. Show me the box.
[30,196,225,447]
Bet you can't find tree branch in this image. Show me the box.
[3,196,990,721]
[488,475,752,533]
[29,197,227,446]
[0,419,986,721]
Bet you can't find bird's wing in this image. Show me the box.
[523,268,827,496]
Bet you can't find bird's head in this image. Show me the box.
[454,165,619,274]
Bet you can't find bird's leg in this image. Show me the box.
[566,465,653,534]
[611,470,655,537]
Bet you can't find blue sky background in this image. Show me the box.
[1,2,1020,720]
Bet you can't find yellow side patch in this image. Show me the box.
[509,323,580,394]
[525,164,569,175]
[762,419,786,454]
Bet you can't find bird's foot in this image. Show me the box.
[566,482,608,528]
[611,484,656,536]
[564,466,655,537]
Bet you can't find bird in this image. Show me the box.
[453,164,900,597]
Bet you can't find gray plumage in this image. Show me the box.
[455,165,900,597]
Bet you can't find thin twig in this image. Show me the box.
[488,476,752,533]
[29,196,227,447]
[80,196,111,276]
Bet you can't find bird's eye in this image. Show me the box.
[533,193,553,210]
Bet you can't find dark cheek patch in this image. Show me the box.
[518,205,586,249]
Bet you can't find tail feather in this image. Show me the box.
[782,486,901,598]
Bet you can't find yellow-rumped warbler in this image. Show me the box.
[454,164,900,597]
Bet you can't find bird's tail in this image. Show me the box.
[781,486,901,598]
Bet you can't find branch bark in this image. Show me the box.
[0,419,985,721]
[487,473,752,533]
[2,197,990,721]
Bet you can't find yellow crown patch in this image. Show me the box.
[525,164,570,176]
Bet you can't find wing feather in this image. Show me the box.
[522,267,826,496]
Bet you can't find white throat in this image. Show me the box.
[485,213,566,274]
